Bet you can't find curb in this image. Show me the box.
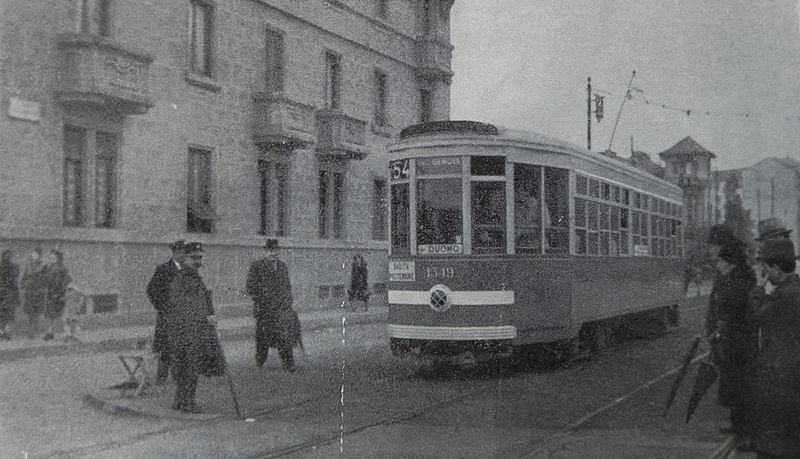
[82,393,152,419]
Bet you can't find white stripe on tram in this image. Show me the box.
[387,290,515,306]
[387,324,517,340]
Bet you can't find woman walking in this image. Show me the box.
[20,247,47,339]
[348,254,369,312]
[43,250,71,341]
[0,249,19,340]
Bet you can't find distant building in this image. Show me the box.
[0,0,455,314]
[658,136,716,231]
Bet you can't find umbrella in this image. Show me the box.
[663,335,701,415]
[685,352,718,423]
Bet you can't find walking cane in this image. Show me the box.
[211,324,252,421]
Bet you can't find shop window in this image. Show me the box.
[63,125,119,228]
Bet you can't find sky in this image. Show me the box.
[449,0,800,171]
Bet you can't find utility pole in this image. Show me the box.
[587,77,592,151]
[607,70,636,152]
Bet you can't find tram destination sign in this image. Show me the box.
[416,156,461,175]
[418,244,463,255]
[388,260,415,282]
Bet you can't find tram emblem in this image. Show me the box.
[429,284,453,313]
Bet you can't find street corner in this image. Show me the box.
[83,384,224,422]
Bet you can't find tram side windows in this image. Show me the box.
[390,183,410,255]
[472,181,506,254]
[589,178,600,198]
[620,207,630,255]
[576,175,588,195]
[416,178,463,247]
[574,197,587,255]
[587,201,599,255]
[471,156,505,176]
[544,168,569,254]
[514,164,542,254]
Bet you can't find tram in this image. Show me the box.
[386,121,685,365]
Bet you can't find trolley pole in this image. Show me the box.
[607,70,636,152]
[587,77,592,151]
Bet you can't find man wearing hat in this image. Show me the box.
[146,240,186,383]
[245,238,298,372]
[165,242,218,413]
[754,217,792,243]
[748,238,800,458]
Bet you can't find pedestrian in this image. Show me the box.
[43,250,72,341]
[165,242,218,414]
[708,243,756,450]
[748,238,800,459]
[146,240,186,384]
[245,238,298,372]
[20,247,47,339]
[705,224,746,337]
[348,254,369,312]
[0,249,19,340]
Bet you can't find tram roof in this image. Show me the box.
[391,121,682,197]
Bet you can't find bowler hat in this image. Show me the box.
[264,239,279,250]
[707,224,742,246]
[169,239,186,253]
[755,238,798,264]
[184,241,204,256]
[755,218,792,241]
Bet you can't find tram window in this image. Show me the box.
[652,239,660,257]
[634,192,641,209]
[575,229,587,254]
[588,232,599,255]
[588,201,598,230]
[632,211,640,233]
[589,179,599,197]
[390,183,410,255]
[600,232,609,255]
[576,175,588,195]
[612,186,620,203]
[611,207,620,231]
[574,198,586,228]
[514,164,542,254]
[659,239,666,257]
[544,168,569,253]
[642,195,649,211]
[471,156,505,176]
[472,181,506,254]
[641,214,649,236]
[620,231,629,255]
[666,240,672,257]
[610,232,620,256]
[623,188,630,205]
[599,204,609,230]
[416,178,462,246]
[650,215,658,236]
[620,208,629,229]
[601,182,611,200]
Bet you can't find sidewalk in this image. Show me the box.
[0,305,386,364]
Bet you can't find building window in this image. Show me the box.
[419,88,432,123]
[319,167,344,239]
[189,0,213,77]
[324,51,341,110]
[94,131,117,228]
[187,147,214,233]
[374,70,388,127]
[258,160,289,236]
[372,179,387,240]
[376,0,388,19]
[265,28,284,93]
[63,126,86,227]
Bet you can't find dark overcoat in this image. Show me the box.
[709,263,756,408]
[245,258,298,350]
[165,268,223,380]
[0,260,19,325]
[748,274,800,457]
[20,261,47,318]
[146,260,181,353]
[44,263,72,320]
[349,258,369,302]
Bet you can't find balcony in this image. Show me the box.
[315,109,368,160]
[55,33,153,115]
[415,36,453,83]
[253,92,316,151]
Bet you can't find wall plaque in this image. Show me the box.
[8,97,41,122]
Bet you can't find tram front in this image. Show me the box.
[386,122,516,366]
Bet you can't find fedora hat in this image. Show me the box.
[755,218,792,241]
[755,238,798,264]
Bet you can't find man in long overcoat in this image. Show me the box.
[146,240,186,383]
[165,242,218,413]
[748,238,800,458]
[245,238,298,372]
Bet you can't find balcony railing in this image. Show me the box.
[315,109,368,160]
[253,92,316,150]
[56,33,153,115]
[415,36,453,83]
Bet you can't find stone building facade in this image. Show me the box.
[0,0,455,314]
